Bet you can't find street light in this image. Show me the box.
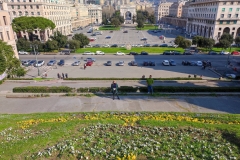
[30,44,40,76]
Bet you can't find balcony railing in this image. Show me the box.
[219,17,239,20]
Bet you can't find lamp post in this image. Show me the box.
[30,44,40,76]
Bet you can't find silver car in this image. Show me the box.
[47,60,56,66]
[72,61,80,66]
[118,61,124,66]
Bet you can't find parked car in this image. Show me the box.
[86,61,93,66]
[208,51,218,55]
[123,30,128,33]
[60,50,70,55]
[129,52,138,55]
[83,51,94,55]
[182,60,191,66]
[162,60,170,66]
[21,60,31,66]
[111,44,118,47]
[220,51,230,55]
[131,61,138,66]
[85,45,92,48]
[102,44,110,47]
[47,60,57,66]
[72,61,80,66]
[118,61,124,66]
[86,58,96,62]
[140,51,148,55]
[106,61,112,66]
[18,51,28,55]
[172,51,181,55]
[196,61,203,66]
[183,52,194,55]
[160,44,168,47]
[28,60,37,66]
[231,51,240,55]
[34,60,45,67]
[143,61,149,66]
[105,36,111,39]
[137,44,143,47]
[169,59,176,66]
[152,44,159,47]
[58,59,65,66]
[110,31,113,33]
[95,51,105,55]
[141,38,147,41]
[144,44,151,47]
[163,51,172,55]
[93,44,101,48]
[116,51,125,55]
[149,61,156,66]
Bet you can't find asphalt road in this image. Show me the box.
[19,54,240,78]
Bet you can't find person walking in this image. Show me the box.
[146,75,154,94]
[84,63,86,70]
[62,73,65,79]
[111,80,120,100]
[57,73,60,79]
[65,73,68,78]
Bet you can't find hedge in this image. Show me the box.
[13,86,73,93]
[7,78,34,80]
[76,86,137,93]
[0,79,4,85]
[65,77,203,81]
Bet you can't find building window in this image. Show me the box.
[30,5,33,9]
[228,14,231,18]
[19,11,22,16]
[6,31,10,40]
[17,0,20,2]
[220,21,223,24]
[24,5,26,9]
[25,11,28,16]
[233,27,235,30]
[234,20,237,24]
[236,14,239,18]
[31,12,34,15]
[3,16,7,25]
[0,32,3,40]
[13,11,16,16]
[227,21,230,24]
[36,5,39,9]
[237,8,240,11]
[221,14,224,18]
[37,12,40,15]
[18,5,20,9]
[230,2,234,5]
[222,8,225,12]
[11,5,14,9]
[229,8,232,12]
[223,2,226,5]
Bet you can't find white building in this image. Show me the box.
[155,2,173,22]
[186,0,240,39]
[87,4,102,24]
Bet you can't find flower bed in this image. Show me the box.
[0,112,239,159]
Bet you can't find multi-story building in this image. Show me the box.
[187,0,240,39]
[169,1,185,18]
[6,0,72,41]
[182,1,190,18]
[87,4,102,24]
[0,1,18,58]
[70,4,91,29]
[155,2,173,22]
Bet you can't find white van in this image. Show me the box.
[95,31,102,35]
[95,51,105,55]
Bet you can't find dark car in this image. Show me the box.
[87,30,92,33]
[182,60,191,66]
[141,38,147,41]
[160,44,168,47]
[129,52,138,55]
[105,36,111,39]
[183,52,193,55]
[93,44,101,48]
[47,60,57,66]
[123,30,128,33]
[172,51,181,55]
[169,59,176,66]
[208,51,218,55]
[140,51,149,55]
[131,61,138,66]
[60,50,70,55]
[144,44,151,47]
[111,44,118,47]
[152,44,159,47]
[143,61,149,66]
[58,59,65,66]
[149,61,156,66]
[106,61,112,66]
[110,31,113,33]
[163,51,172,55]
[28,60,36,66]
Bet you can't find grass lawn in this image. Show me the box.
[76,47,184,54]
[99,25,120,30]
[136,24,162,30]
[33,78,53,81]
[201,47,240,53]
[0,112,239,159]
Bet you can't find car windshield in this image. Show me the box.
[107,61,111,63]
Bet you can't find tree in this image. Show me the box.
[179,39,192,48]
[132,15,136,24]
[45,40,58,50]
[235,36,240,46]
[111,18,121,27]
[203,38,215,50]
[219,39,231,49]
[137,20,144,29]
[192,36,204,47]
[16,67,27,78]
[16,38,30,51]
[220,33,234,44]
[148,14,156,24]
[72,33,90,48]
[50,31,67,48]
[0,41,24,77]
[174,36,185,45]
[12,17,55,41]
[0,53,6,75]
[67,40,80,49]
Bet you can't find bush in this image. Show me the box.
[0,79,4,85]
[119,86,138,92]
[7,78,34,80]
[13,86,73,93]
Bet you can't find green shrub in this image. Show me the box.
[13,86,73,93]
[7,78,34,80]
[77,88,89,93]
[119,86,138,92]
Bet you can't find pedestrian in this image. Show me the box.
[146,75,154,94]
[65,73,68,78]
[62,73,65,79]
[84,63,86,70]
[111,80,120,100]
[57,73,60,79]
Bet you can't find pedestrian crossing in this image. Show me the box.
[26,65,53,71]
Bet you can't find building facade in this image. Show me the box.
[0,2,18,58]
[87,4,102,24]
[6,0,72,41]
[169,1,185,18]
[155,2,173,22]
[186,0,240,39]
